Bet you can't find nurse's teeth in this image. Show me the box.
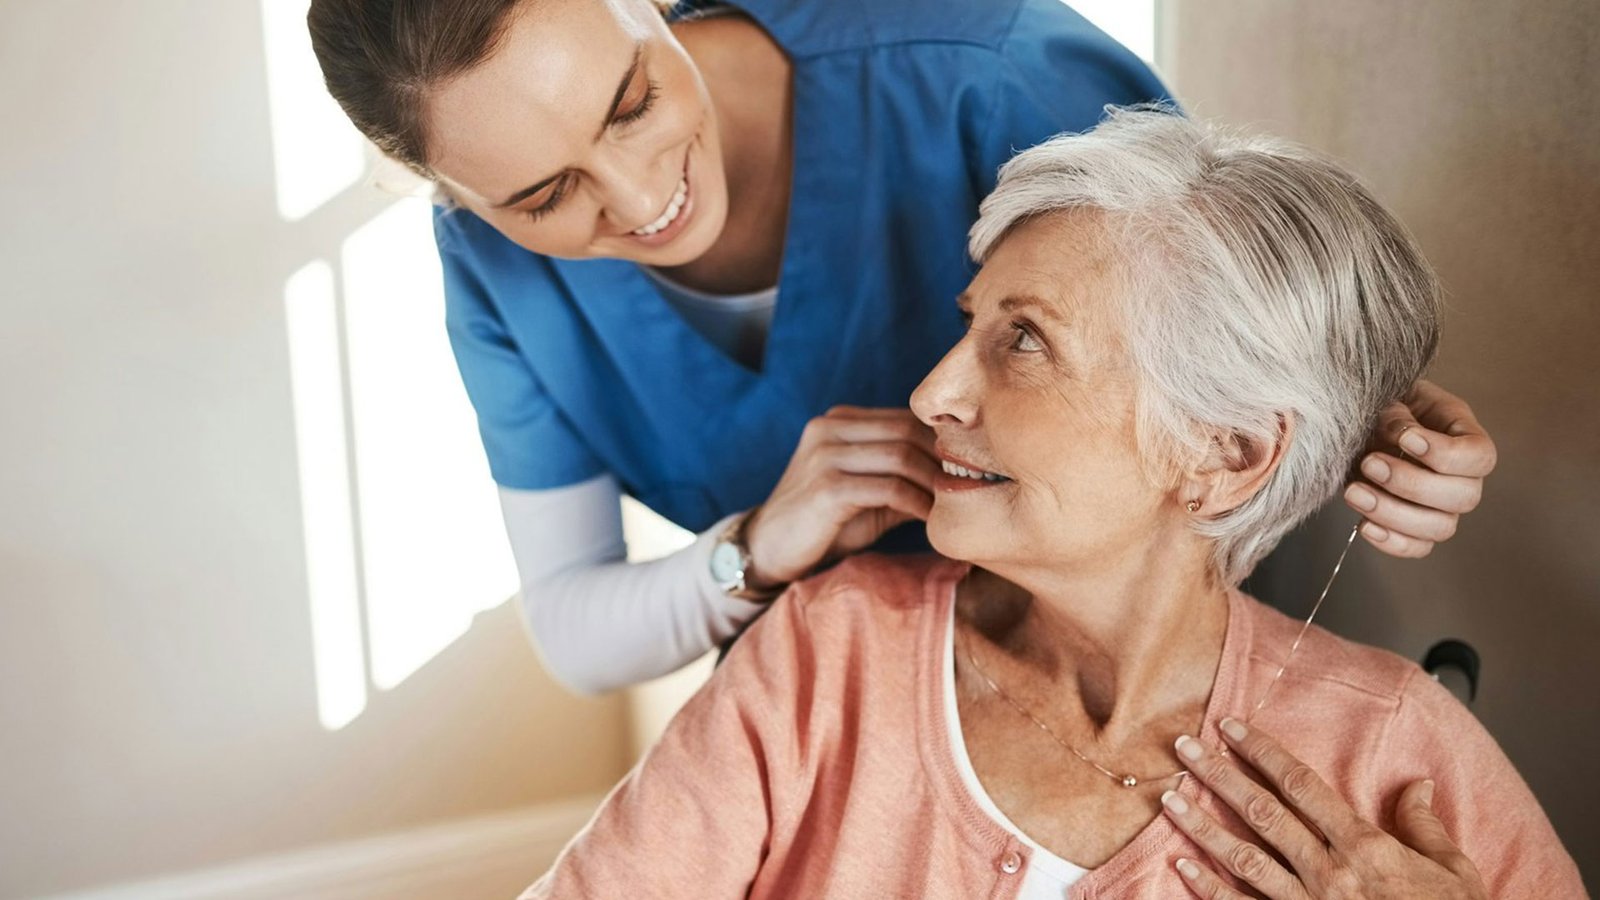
[633,178,689,236]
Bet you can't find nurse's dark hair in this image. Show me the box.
[308,0,677,180]
[307,0,523,178]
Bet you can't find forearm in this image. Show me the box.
[524,524,766,694]
[500,478,766,695]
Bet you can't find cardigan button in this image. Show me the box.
[1000,850,1023,874]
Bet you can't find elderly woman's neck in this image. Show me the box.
[962,546,1229,733]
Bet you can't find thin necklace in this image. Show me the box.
[960,523,1362,790]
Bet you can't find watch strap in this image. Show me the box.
[717,508,785,603]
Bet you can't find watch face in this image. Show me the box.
[709,541,744,586]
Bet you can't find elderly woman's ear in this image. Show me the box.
[1182,415,1295,517]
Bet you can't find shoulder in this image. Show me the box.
[758,553,962,665]
[1234,595,1583,893]
[432,203,489,258]
[729,0,1022,59]
[1238,591,1422,708]
[1232,593,1426,767]
[982,0,1169,126]
[791,552,961,612]
[1236,593,1508,804]
[710,554,958,756]
[735,0,1144,73]
[434,205,550,273]
[432,205,563,318]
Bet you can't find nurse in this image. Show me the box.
[308,0,1497,694]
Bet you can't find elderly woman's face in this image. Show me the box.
[910,212,1180,572]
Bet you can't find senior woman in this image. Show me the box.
[520,110,1581,899]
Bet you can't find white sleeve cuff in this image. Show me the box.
[691,511,772,632]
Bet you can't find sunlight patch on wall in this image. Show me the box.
[341,200,519,691]
[284,260,368,730]
[261,0,367,220]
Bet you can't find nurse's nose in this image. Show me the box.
[910,340,981,427]
[590,155,672,234]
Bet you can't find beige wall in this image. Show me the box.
[0,1,629,897]
[1160,0,1600,887]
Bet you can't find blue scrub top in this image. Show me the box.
[435,0,1168,534]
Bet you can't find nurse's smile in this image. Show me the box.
[627,150,695,245]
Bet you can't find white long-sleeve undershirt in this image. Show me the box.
[498,475,769,695]
[500,268,778,694]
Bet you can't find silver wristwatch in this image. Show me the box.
[709,510,783,602]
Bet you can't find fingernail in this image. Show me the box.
[1400,431,1430,456]
[1345,484,1378,512]
[1176,858,1201,880]
[1419,779,1435,807]
[1220,717,1248,742]
[1362,521,1390,542]
[1161,790,1190,815]
[1360,455,1391,484]
[1175,735,1204,762]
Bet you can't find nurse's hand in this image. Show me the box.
[1163,720,1488,900]
[743,406,938,590]
[1343,379,1497,559]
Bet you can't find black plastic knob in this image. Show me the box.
[1422,639,1481,704]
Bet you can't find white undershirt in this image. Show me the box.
[641,266,778,371]
[499,476,766,694]
[497,269,778,695]
[943,595,1091,895]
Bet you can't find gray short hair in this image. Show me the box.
[970,106,1440,584]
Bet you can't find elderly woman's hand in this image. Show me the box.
[1343,379,1498,559]
[1160,719,1489,899]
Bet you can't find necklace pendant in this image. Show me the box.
[1120,774,1138,788]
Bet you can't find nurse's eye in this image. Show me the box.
[520,173,574,222]
[613,79,660,127]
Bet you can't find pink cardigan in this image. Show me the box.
[523,555,1584,899]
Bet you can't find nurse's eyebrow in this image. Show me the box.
[492,44,644,209]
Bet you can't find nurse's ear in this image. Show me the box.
[1179,414,1294,517]
[432,183,462,209]
[369,152,451,206]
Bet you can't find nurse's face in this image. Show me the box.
[424,0,729,266]
[910,212,1180,577]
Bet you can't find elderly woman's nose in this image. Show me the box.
[910,348,979,426]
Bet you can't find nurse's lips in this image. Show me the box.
[933,450,1013,492]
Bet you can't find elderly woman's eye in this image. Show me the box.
[1010,324,1044,352]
